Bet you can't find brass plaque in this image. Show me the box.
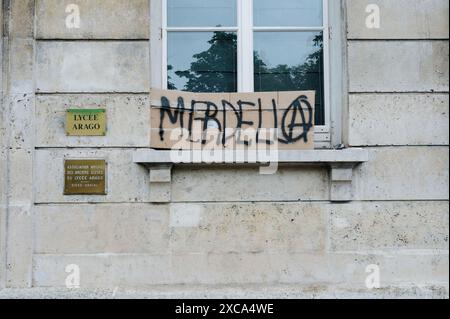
[66,109,106,136]
[64,160,107,195]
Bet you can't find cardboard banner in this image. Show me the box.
[150,89,315,150]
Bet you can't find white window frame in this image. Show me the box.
[151,0,345,148]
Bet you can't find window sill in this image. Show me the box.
[133,149,370,203]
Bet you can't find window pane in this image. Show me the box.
[254,32,325,125]
[254,0,323,27]
[168,0,237,27]
[168,32,237,92]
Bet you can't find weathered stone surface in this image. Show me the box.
[1,3,35,289]
[5,94,34,149]
[36,94,150,147]
[9,39,34,94]
[0,2,3,288]
[169,202,327,254]
[32,253,331,287]
[33,254,172,287]
[0,4,3,36]
[32,251,449,288]
[35,149,151,203]
[0,153,6,288]
[330,201,449,251]
[169,203,202,228]
[35,149,329,203]
[347,0,449,39]
[354,147,449,200]
[9,0,34,38]
[349,93,449,146]
[8,149,33,205]
[34,202,327,255]
[34,204,169,254]
[5,205,33,288]
[171,166,329,202]
[0,206,5,288]
[0,284,448,299]
[150,182,171,203]
[349,41,449,92]
[36,41,150,93]
[36,0,149,39]
[331,252,449,286]
[0,149,5,182]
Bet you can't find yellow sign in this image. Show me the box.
[64,159,107,195]
[66,109,106,136]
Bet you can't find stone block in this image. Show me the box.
[349,93,449,146]
[349,41,449,92]
[347,0,449,39]
[36,0,149,39]
[36,41,150,93]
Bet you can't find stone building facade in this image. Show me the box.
[0,0,448,298]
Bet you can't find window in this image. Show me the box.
[151,0,343,146]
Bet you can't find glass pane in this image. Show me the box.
[254,0,323,27]
[168,32,238,93]
[168,0,237,27]
[254,32,325,125]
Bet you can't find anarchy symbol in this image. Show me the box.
[280,95,314,144]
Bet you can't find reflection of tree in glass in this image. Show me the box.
[167,65,177,90]
[254,34,324,124]
[173,32,324,123]
[254,34,323,91]
[175,32,238,93]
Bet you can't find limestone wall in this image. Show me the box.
[0,0,448,298]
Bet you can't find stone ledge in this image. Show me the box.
[133,149,370,203]
[0,284,447,299]
[133,149,369,165]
